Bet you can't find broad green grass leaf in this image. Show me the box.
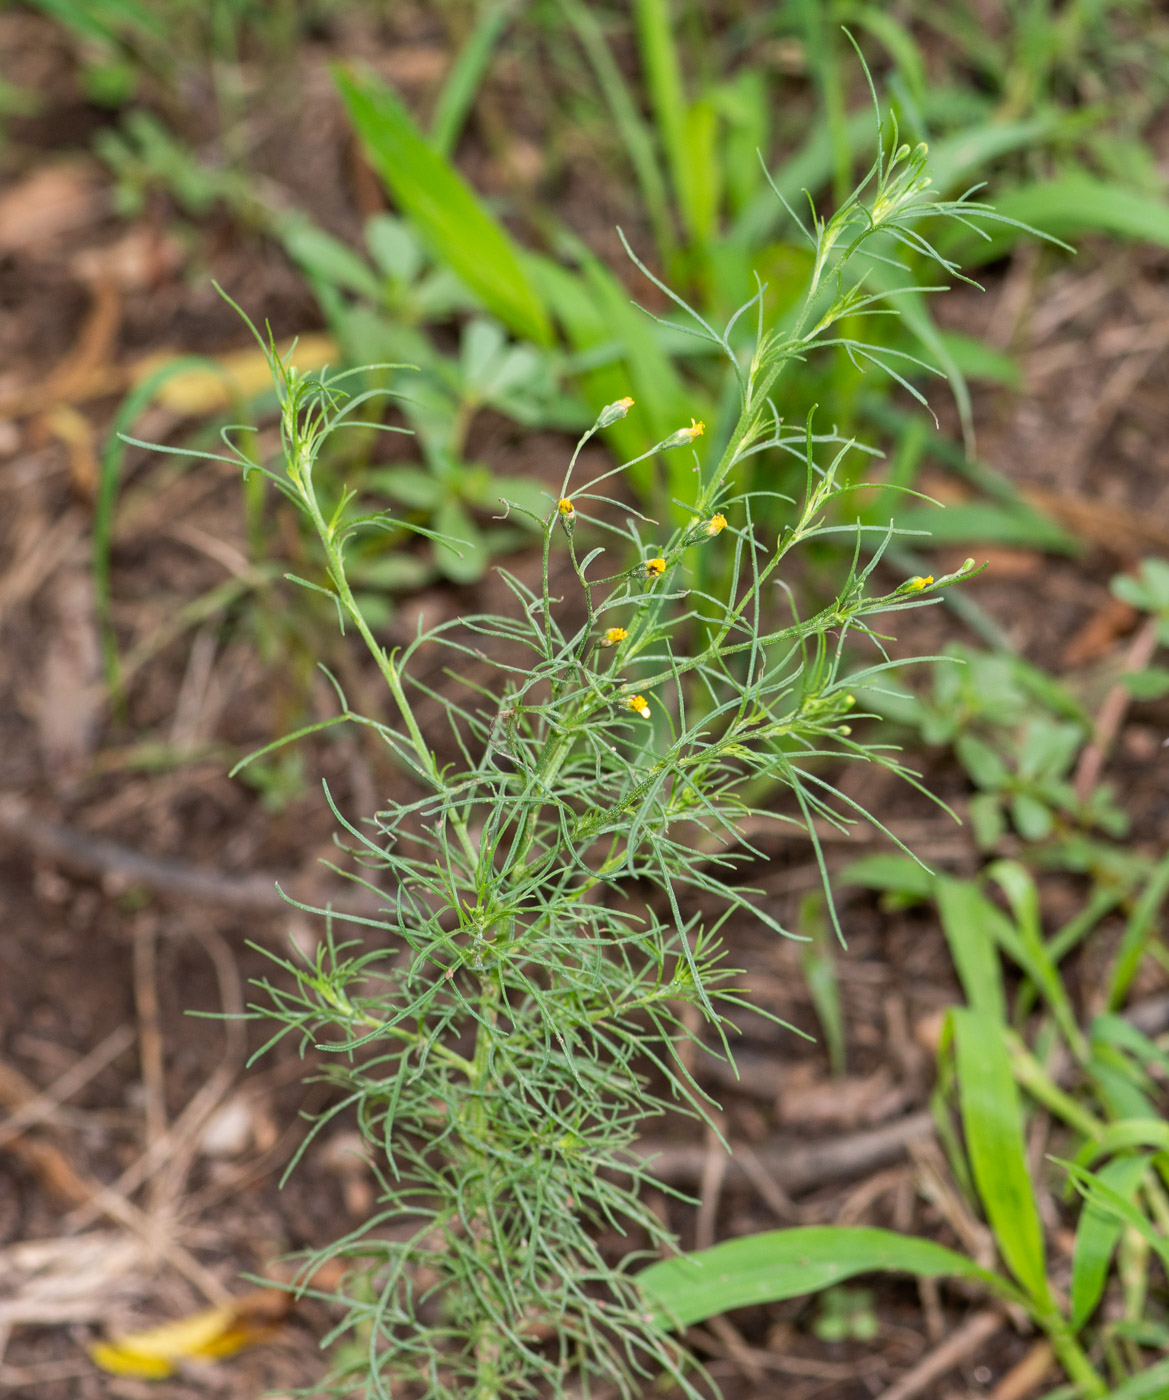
[433,498,487,583]
[30,0,167,43]
[990,860,1087,1059]
[1089,1015,1169,1083]
[839,853,935,901]
[633,0,690,237]
[281,217,384,302]
[953,1007,1051,1306]
[680,97,720,247]
[1107,852,1169,1010]
[637,1226,1013,1329]
[430,0,520,157]
[1070,1153,1151,1331]
[1062,1160,1169,1276]
[925,115,1068,195]
[938,331,1021,389]
[1088,1053,1158,1123]
[888,502,1079,552]
[1074,1119,1169,1170]
[335,67,552,346]
[956,176,1169,264]
[524,247,697,472]
[936,878,1007,1022]
[1109,1357,1169,1399]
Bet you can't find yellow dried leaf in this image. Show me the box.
[89,1289,289,1379]
[134,333,339,415]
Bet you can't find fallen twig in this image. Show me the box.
[0,1025,135,1151]
[876,1308,1003,1400]
[1075,614,1159,803]
[634,1110,935,1195]
[0,796,375,915]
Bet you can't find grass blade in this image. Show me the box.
[637,1225,1016,1329]
[954,175,1169,263]
[96,356,232,702]
[558,0,675,262]
[936,877,1007,1023]
[1070,1153,1151,1332]
[953,1007,1051,1307]
[431,0,523,158]
[633,0,692,239]
[336,66,552,345]
[1107,851,1169,1011]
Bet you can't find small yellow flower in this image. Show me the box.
[558,498,575,516]
[644,557,667,580]
[600,627,627,647]
[705,513,727,536]
[907,574,934,591]
[661,418,707,450]
[625,694,651,719]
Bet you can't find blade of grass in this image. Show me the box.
[633,0,694,241]
[953,175,1169,265]
[936,877,1007,1023]
[96,356,232,704]
[637,1225,1018,1329]
[431,0,524,158]
[990,861,1090,1062]
[558,0,675,263]
[1107,851,1169,1011]
[799,0,850,206]
[1062,1160,1169,1276]
[1070,1153,1152,1333]
[952,1007,1051,1307]
[336,66,552,346]
[798,892,846,1077]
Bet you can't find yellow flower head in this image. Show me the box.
[644,557,667,580]
[600,627,627,648]
[558,498,575,516]
[662,418,707,450]
[907,574,934,591]
[705,513,727,536]
[625,694,651,719]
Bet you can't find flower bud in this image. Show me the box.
[597,396,635,429]
[661,418,705,450]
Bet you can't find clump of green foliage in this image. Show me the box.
[203,120,1011,1398]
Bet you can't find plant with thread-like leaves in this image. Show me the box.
[158,111,1038,1398]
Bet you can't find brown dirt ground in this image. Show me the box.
[1,8,1168,1400]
